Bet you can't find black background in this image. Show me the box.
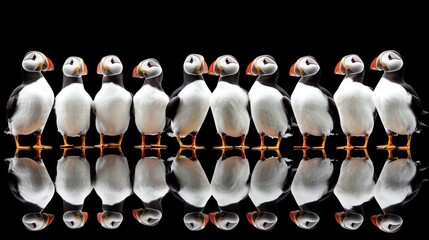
[1,22,428,239]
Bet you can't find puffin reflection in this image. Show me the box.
[5,149,55,231]
[210,149,250,230]
[333,150,375,230]
[290,150,336,230]
[247,150,292,231]
[166,149,211,231]
[371,150,426,233]
[132,149,169,226]
[94,148,132,229]
[55,149,92,229]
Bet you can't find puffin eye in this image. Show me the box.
[189,57,193,64]
[148,62,153,68]
[111,58,115,64]
[305,60,310,65]
[225,58,230,64]
[263,58,268,65]
[32,54,36,61]
[70,59,74,65]
[388,54,393,60]
[351,58,356,63]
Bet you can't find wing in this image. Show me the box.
[6,85,25,120]
[282,96,295,128]
[402,83,428,130]
[166,96,180,120]
[319,86,340,134]
[166,170,180,193]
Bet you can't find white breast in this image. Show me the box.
[133,157,169,203]
[133,85,169,135]
[373,78,416,135]
[55,83,93,136]
[248,81,289,137]
[291,82,333,136]
[333,78,375,136]
[210,81,250,137]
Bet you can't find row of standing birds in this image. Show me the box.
[5,51,427,152]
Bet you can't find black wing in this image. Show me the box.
[282,96,295,128]
[319,86,340,134]
[166,96,180,120]
[166,170,180,193]
[401,83,428,130]
[6,85,25,120]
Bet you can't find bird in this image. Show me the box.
[371,50,427,150]
[290,55,339,149]
[54,56,92,149]
[132,58,169,148]
[5,50,55,150]
[333,150,375,230]
[247,55,294,150]
[247,150,292,231]
[166,149,211,231]
[333,54,376,149]
[210,149,250,230]
[132,151,169,226]
[55,149,93,229]
[209,55,250,149]
[6,153,55,231]
[93,55,132,148]
[166,54,211,149]
[93,151,132,229]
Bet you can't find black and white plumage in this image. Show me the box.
[55,150,92,229]
[55,56,92,149]
[247,55,294,150]
[93,153,132,229]
[93,55,132,148]
[6,155,55,231]
[371,50,427,150]
[166,150,211,231]
[290,56,339,149]
[166,54,211,149]
[132,58,169,148]
[371,156,425,233]
[209,55,250,149]
[333,152,375,230]
[210,150,250,230]
[247,151,292,231]
[6,51,55,150]
[290,155,335,230]
[132,154,169,226]
[334,54,376,150]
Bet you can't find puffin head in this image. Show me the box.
[62,56,88,78]
[246,211,278,231]
[183,212,209,231]
[335,211,364,230]
[246,55,277,76]
[209,211,240,231]
[371,213,403,233]
[22,212,54,231]
[289,210,320,230]
[22,51,54,72]
[209,55,239,76]
[335,54,364,75]
[132,58,162,79]
[97,55,123,76]
[63,210,88,229]
[183,54,208,75]
[370,50,403,72]
[97,211,123,229]
[132,208,163,227]
[289,56,320,77]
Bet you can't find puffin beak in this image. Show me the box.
[45,213,55,227]
[97,212,104,224]
[82,63,88,76]
[289,62,299,77]
[370,56,382,71]
[209,212,218,225]
[43,56,55,71]
[334,60,346,75]
[335,212,344,225]
[82,212,88,224]
[208,61,219,76]
[289,210,300,224]
[132,209,142,221]
[96,61,103,75]
[246,211,256,225]
[132,64,142,78]
[370,214,380,228]
[202,61,209,74]
[246,62,257,76]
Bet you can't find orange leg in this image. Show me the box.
[214,133,233,150]
[177,136,192,149]
[267,134,282,150]
[397,135,411,150]
[95,134,107,148]
[78,135,93,149]
[191,132,204,150]
[252,134,268,150]
[33,133,52,150]
[108,134,124,147]
[14,136,31,150]
[151,133,167,148]
[355,135,369,149]
[294,135,310,150]
[312,136,326,150]
[135,134,151,149]
[377,134,396,150]
[60,135,74,148]
[235,135,249,149]
[337,134,353,150]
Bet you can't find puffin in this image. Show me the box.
[371,154,425,233]
[5,50,55,150]
[93,151,132,229]
[166,54,211,149]
[290,56,339,149]
[247,150,292,231]
[333,150,375,230]
[132,151,169,226]
[210,149,250,230]
[6,153,55,231]
[247,55,294,150]
[93,55,132,148]
[333,54,376,149]
[289,153,335,230]
[371,50,427,150]
[54,56,93,149]
[209,55,250,149]
[55,149,93,229]
[166,149,211,231]
[132,58,169,148]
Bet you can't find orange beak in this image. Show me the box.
[132,65,141,78]
[370,215,380,228]
[335,212,344,225]
[132,209,142,221]
[82,212,89,224]
[334,60,344,75]
[97,212,104,224]
[202,61,209,74]
[45,213,55,227]
[209,212,217,225]
[370,56,381,71]
[289,210,300,224]
[246,211,256,225]
[43,57,55,71]
[82,63,88,76]
[208,61,218,76]
[246,62,256,76]
[97,61,103,75]
[289,63,299,77]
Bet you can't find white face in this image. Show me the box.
[98,55,123,76]
[22,51,50,72]
[183,212,208,231]
[137,58,162,78]
[295,56,320,76]
[22,213,53,231]
[342,54,364,74]
[379,50,403,72]
[253,55,278,76]
[215,55,239,76]
[98,211,123,229]
[183,54,207,75]
[63,210,87,229]
[62,56,87,77]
